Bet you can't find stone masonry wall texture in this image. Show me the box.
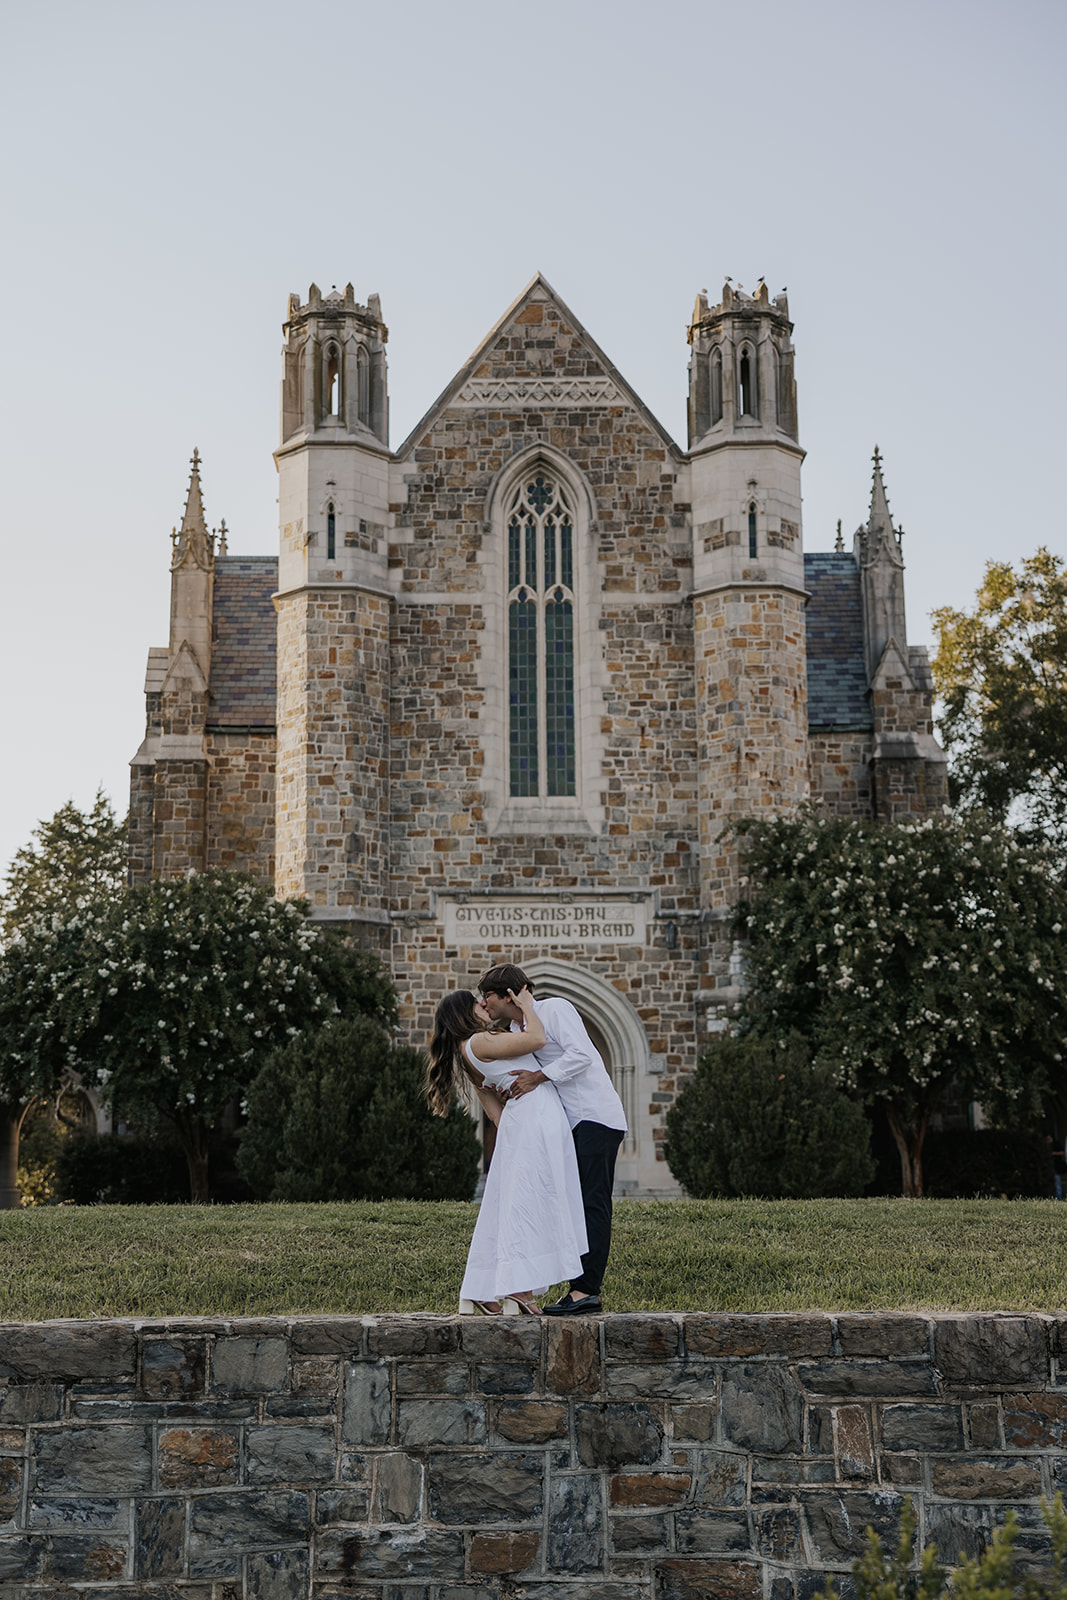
[2,1312,1065,1597]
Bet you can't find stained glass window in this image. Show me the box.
[507,475,576,798]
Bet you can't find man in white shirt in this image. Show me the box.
[478,962,627,1316]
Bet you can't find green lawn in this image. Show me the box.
[1,1198,1066,1322]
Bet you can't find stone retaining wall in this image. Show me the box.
[1,1312,1064,1597]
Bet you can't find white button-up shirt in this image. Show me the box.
[515,997,628,1133]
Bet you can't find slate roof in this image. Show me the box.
[208,557,278,728]
[803,552,873,730]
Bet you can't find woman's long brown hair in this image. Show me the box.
[426,991,483,1118]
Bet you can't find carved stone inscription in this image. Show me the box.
[443,899,649,947]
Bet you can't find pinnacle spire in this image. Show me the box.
[868,445,894,542]
[171,448,214,572]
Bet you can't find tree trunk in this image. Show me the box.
[886,1106,929,1198]
[175,1115,211,1204]
[0,1105,23,1209]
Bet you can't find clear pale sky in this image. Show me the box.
[1,0,1063,874]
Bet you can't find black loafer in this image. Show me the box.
[543,1294,602,1316]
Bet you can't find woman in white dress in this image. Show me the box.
[427,986,588,1315]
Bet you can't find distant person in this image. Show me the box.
[426,984,586,1314]
[478,963,627,1316]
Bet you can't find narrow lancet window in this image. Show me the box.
[327,503,336,561]
[326,347,340,417]
[357,347,370,424]
[507,474,576,798]
[710,348,723,425]
[748,503,758,559]
[739,347,757,416]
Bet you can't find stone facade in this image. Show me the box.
[3,1312,1066,1595]
[130,277,948,1194]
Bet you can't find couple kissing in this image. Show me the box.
[427,962,628,1316]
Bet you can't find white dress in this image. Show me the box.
[459,1038,588,1302]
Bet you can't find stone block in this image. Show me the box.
[547,1472,602,1572]
[0,1323,136,1384]
[751,1456,835,1489]
[0,1383,63,1424]
[0,1456,19,1521]
[395,1360,469,1396]
[604,1317,681,1362]
[685,1315,832,1360]
[797,1360,937,1397]
[674,1509,751,1554]
[882,1452,921,1485]
[366,1319,460,1358]
[720,1366,804,1453]
[315,1525,464,1580]
[475,1362,535,1395]
[606,1362,716,1401]
[835,1406,874,1479]
[693,1450,746,1506]
[671,1403,715,1441]
[33,1424,153,1494]
[460,1321,542,1362]
[292,1356,341,1397]
[289,1318,367,1357]
[141,1339,206,1399]
[188,1491,310,1564]
[611,1512,669,1551]
[836,1316,929,1358]
[801,1491,905,1561]
[211,1336,288,1394]
[470,1530,540,1573]
[315,1486,371,1523]
[158,1427,239,1488]
[546,1321,600,1395]
[426,1453,543,1524]
[1003,1392,1067,1449]
[248,1546,311,1599]
[881,1404,963,1451]
[925,1502,992,1564]
[754,1507,804,1562]
[397,1399,486,1447]
[935,1317,1048,1389]
[610,1472,691,1506]
[374,1452,422,1523]
[246,1424,336,1485]
[655,1557,762,1598]
[967,1402,1002,1449]
[342,1362,391,1446]
[26,1496,124,1530]
[494,1400,569,1443]
[932,1456,1042,1500]
[135,1497,185,1578]
[18,1531,127,1580]
[576,1403,663,1469]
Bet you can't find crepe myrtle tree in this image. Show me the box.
[732,810,1067,1197]
[0,870,395,1203]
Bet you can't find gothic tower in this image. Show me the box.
[273,284,392,939]
[686,281,810,1008]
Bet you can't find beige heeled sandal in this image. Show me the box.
[501,1295,542,1315]
[459,1298,502,1315]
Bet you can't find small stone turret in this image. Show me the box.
[687,279,797,448]
[168,447,215,686]
[280,282,388,445]
[856,446,907,681]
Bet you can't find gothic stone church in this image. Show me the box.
[130,275,946,1195]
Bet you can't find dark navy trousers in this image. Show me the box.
[569,1121,625,1296]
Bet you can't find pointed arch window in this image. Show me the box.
[326,346,340,416]
[710,347,723,426]
[357,346,370,424]
[739,345,757,416]
[507,474,576,798]
[748,503,758,559]
[327,503,336,560]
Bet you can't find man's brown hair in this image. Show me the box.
[478,963,534,998]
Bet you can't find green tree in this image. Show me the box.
[0,871,394,1203]
[664,1032,874,1198]
[932,547,1067,852]
[0,790,127,945]
[238,1016,481,1202]
[734,811,1067,1197]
